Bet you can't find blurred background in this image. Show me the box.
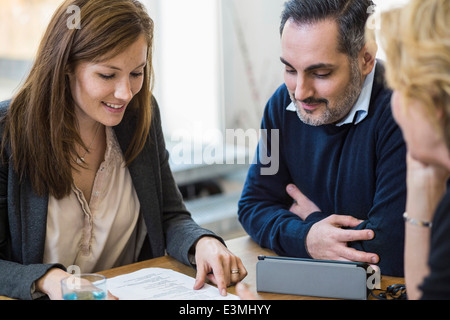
[0,0,411,240]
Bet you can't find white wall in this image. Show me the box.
[220,0,286,132]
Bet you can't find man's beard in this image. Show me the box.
[291,60,363,127]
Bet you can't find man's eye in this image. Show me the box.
[285,68,296,74]
[314,72,331,79]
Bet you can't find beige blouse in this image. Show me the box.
[43,127,147,273]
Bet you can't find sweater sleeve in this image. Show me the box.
[349,106,407,277]
[238,86,316,258]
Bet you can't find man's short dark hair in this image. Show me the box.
[280,0,375,59]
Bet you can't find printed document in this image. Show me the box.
[106,268,239,300]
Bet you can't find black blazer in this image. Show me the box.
[0,98,221,300]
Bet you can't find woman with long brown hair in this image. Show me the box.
[0,0,246,300]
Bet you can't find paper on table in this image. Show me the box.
[107,268,239,300]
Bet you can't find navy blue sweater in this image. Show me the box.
[238,64,406,277]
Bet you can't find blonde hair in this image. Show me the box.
[377,0,450,148]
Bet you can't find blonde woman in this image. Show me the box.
[0,0,246,300]
[379,0,450,299]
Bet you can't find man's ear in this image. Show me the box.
[360,42,377,76]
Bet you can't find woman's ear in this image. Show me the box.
[65,65,73,76]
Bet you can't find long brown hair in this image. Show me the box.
[1,0,154,199]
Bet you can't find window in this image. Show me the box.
[143,0,222,144]
[0,0,60,101]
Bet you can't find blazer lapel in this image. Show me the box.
[114,118,165,258]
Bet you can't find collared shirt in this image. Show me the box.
[286,62,377,126]
[43,127,146,273]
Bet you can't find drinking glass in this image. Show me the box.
[61,274,107,300]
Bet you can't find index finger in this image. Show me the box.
[193,264,208,290]
[328,214,365,228]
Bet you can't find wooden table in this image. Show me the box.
[99,235,404,300]
[0,235,403,300]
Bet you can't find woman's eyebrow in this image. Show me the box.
[101,62,147,71]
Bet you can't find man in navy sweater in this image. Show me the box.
[238,0,406,277]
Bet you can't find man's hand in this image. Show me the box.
[306,215,379,264]
[286,184,379,264]
[286,184,321,220]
